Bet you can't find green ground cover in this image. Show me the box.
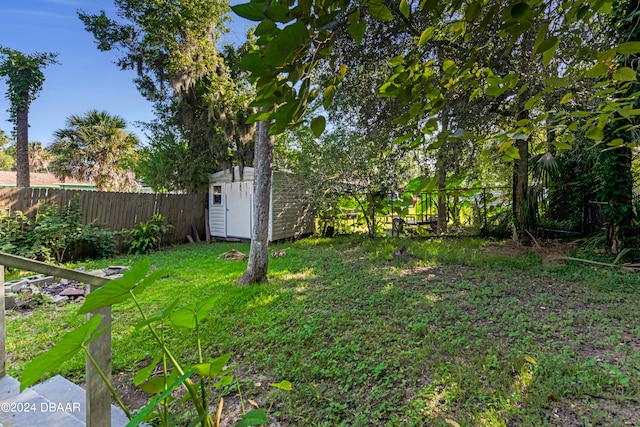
[5,236,640,426]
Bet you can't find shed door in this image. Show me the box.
[226,181,252,238]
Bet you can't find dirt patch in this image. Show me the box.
[481,239,570,262]
[111,371,152,410]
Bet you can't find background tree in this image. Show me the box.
[28,141,52,172]
[0,129,14,171]
[0,46,57,187]
[595,0,639,254]
[79,0,254,192]
[50,110,140,191]
[233,0,640,247]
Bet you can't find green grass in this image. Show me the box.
[5,236,640,426]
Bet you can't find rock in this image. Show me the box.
[4,293,17,310]
[51,295,70,304]
[61,287,85,298]
[24,274,54,287]
[17,284,41,294]
[88,270,107,277]
[4,279,27,292]
[105,266,130,276]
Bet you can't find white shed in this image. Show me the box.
[209,166,315,241]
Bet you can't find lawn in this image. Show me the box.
[5,236,640,426]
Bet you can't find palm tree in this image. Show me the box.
[28,141,52,172]
[50,110,140,191]
[0,47,58,187]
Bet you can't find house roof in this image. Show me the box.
[0,171,93,188]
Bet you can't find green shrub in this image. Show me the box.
[128,214,173,255]
[77,225,119,259]
[0,195,118,263]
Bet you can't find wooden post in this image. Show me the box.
[86,284,112,427]
[0,253,112,425]
[0,265,5,378]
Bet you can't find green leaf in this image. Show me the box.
[408,101,422,118]
[264,3,291,23]
[235,409,269,427]
[607,138,624,147]
[393,134,413,145]
[442,59,456,73]
[465,1,481,21]
[379,81,400,97]
[21,315,103,391]
[323,85,336,109]
[504,146,520,159]
[348,18,366,44]
[510,2,531,19]
[136,298,180,329]
[584,62,609,78]
[369,1,394,21]
[238,51,272,75]
[192,354,233,379]
[544,77,569,88]
[617,41,640,55]
[613,67,637,81]
[126,371,192,427]
[424,117,439,132]
[231,1,268,21]
[245,110,272,125]
[215,375,235,389]
[269,380,293,390]
[311,116,326,137]
[553,140,572,150]
[134,354,161,386]
[399,0,410,18]
[254,20,277,37]
[78,259,154,314]
[264,21,309,66]
[418,27,435,46]
[139,376,168,394]
[560,93,573,104]
[524,94,542,110]
[348,9,366,44]
[585,126,604,141]
[170,296,218,329]
[535,36,559,54]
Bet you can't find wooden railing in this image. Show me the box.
[0,252,113,427]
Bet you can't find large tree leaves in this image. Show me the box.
[20,315,104,391]
[79,259,166,314]
[231,1,268,21]
[264,21,310,66]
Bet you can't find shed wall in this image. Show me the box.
[271,172,315,241]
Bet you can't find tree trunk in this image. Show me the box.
[237,118,273,285]
[436,106,450,235]
[512,137,529,242]
[368,193,376,239]
[16,96,30,188]
[437,168,447,235]
[602,146,633,255]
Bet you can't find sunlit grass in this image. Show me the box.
[4,236,640,425]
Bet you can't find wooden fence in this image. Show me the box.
[0,188,208,246]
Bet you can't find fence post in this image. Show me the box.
[0,265,5,378]
[86,283,112,427]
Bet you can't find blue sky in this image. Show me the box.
[0,0,251,146]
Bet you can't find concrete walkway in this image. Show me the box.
[0,375,130,427]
